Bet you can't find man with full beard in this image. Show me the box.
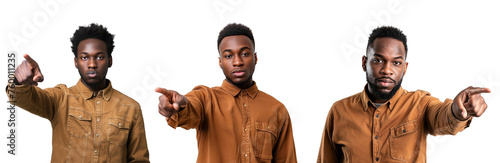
[317,26,490,162]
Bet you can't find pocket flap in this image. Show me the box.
[392,121,417,137]
[255,121,278,137]
[69,108,92,121]
[109,118,130,129]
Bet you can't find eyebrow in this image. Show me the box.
[222,46,251,53]
[373,53,404,60]
[79,52,105,56]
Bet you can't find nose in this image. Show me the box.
[379,62,393,75]
[88,58,97,69]
[232,55,243,67]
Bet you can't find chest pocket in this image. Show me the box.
[108,117,131,147]
[67,108,92,137]
[254,121,278,160]
[389,121,419,161]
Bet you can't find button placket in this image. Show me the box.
[373,109,381,161]
[93,97,103,157]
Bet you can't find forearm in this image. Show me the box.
[5,84,59,120]
[167,99,203,130]
[427,99,471,135]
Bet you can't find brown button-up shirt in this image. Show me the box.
[168,80,297,163]
[7,79,149,163]
[317,85,472,163]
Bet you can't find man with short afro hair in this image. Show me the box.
[156,23,297,162]
[8,23,150,162]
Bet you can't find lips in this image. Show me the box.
[376,77,395,88]
[232,69,246,77]
[87,71,97,78]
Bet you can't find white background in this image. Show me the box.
[1,0,499,162]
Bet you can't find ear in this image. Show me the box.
[219,56,222,69]
[108,56,113,67]
[74,57,78,68]
[254,52,258,65]
[362,55,367,72]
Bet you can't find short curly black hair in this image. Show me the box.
[367,26,408,59]
[70,23,115,58]
[217,23,255,51]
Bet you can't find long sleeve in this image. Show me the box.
[317,108,340,163]
[424,96,471,136]
[127,108,150,163]
[6,84,65,121]
[167,85,209,130]
[272,111,297,162]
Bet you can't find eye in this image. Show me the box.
[81,56,88,60]
[373,59,383,64]
[242,53,249,57]
[393,61,402,66]
[224,54,233,59]
[97,56,104,60]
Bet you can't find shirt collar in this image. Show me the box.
[76,79,113,101]
[221,79,259,98]
[360,84,405,111]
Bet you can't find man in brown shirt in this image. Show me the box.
[317,26,490,162]
[155,23,297,162]
[7,23,149,162]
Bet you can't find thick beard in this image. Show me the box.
[367,77,403,101]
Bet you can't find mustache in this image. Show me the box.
[376,77,396,83]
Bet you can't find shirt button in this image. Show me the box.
[94,150,97,153]
[374,136,378,139]
[244,154,248,158]
[243,104,247,107]
[96,134,99,137]
[375,114,379,118]
[376,157,379,161]
[403,129,406,133]
[97,101,100,104]
[267,126,270,129]
[118,123,122,126]
[97,118,100,122]
[244,128,247,132]
[79,115,82,119]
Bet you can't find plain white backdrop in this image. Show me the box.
[1,0,499,162]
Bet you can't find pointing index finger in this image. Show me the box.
[466,87,491,95]
[23,54,39,67]
[155,87,170,95]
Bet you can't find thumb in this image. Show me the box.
[461,106,468,118]
[33,70,44,82]
[173,93,187,110]
[172,103,180,111]
[455,91,469,119]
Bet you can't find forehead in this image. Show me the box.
[368,37,405,59]
[219,35,254,52]
[77,38,107,54]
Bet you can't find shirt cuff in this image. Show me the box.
[167,106,188,129]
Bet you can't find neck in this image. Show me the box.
[367,90,389,103]
[227,79,254,90]
[82,79,108,93]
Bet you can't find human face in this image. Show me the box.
[362,37,408,103]
[74,38,112,92]
[218,35,257,89]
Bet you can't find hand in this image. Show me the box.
[155,87,188,119]
[452,86,490,120]
[14,54,44,86]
